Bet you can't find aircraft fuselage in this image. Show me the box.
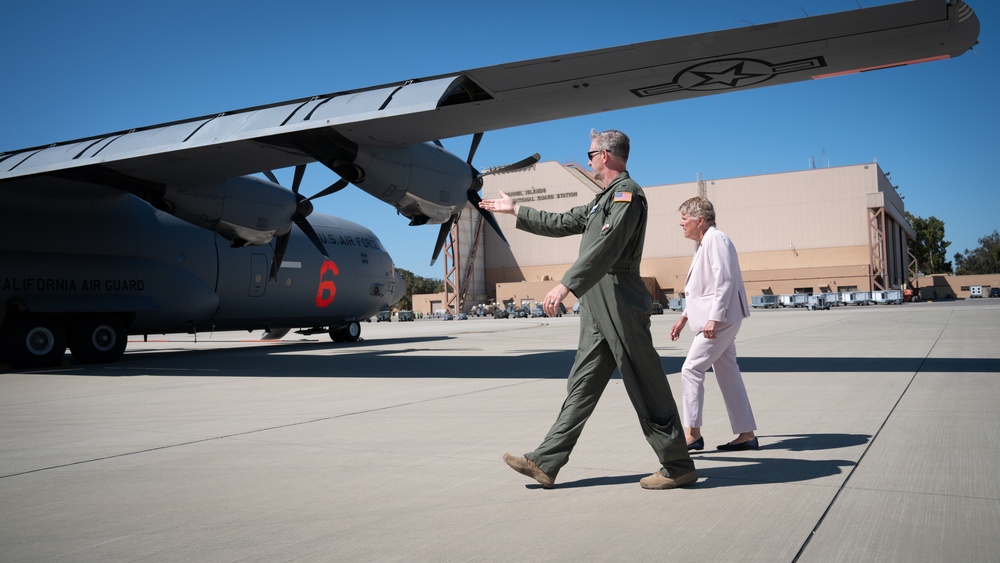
[0,185,402,367]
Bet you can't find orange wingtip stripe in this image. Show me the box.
[812,55,950,79]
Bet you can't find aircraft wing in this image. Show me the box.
[0,0,979,186]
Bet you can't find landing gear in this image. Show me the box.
[329,321,361,343]
[0,315,67,368]
[68,316,127,364]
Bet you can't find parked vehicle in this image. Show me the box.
[397,310,415,321]
[990,288,1000,298]
[751,295,779,309]
[818,293,841,306]
[807,295,831,311]
[376,310,392,322]
[651,301,664,315]
[872,290,904,305]
[840,292,871,306]
[779,294,809,308]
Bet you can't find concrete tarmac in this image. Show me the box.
[2,300,999,562]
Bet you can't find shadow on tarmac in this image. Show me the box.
[688,433,870,487]
[37,337,579,378]
[27,336,1000,377]
[527,434,870,489]
[734,357,1000,374]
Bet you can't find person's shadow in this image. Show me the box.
[545,433,869,489]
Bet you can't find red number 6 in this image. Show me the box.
[316,260,339,307]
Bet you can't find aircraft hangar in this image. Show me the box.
[416,160,915,314]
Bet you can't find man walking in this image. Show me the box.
[479,130,696,489]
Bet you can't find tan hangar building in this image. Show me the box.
[414,160,920,314]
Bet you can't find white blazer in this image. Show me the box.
[682,226,749,332]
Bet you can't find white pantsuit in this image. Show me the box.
[681,226,756,433]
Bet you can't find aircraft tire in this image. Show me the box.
[330,321,361,343]
[0,315,67,368]
[69,315,127,364]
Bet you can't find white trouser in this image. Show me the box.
[681,318,756,433]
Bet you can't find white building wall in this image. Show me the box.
[697,165,877,254]
[478,161,907,297]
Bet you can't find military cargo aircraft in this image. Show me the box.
[0,0,979,368]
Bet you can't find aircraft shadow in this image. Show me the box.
[34,338,1000,377]
[45,336,581,379]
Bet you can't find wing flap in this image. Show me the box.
[1,77,468,184]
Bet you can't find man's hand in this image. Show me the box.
[543,283,571,318]
[478,191,517,215]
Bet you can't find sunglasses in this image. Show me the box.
[587,149,604,161]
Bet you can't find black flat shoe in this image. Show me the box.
[717,437,759,451]
[687,437,704,451]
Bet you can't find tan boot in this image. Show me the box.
[639,470,698,490]
[503,453,555,488]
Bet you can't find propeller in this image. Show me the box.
[430,215,457,266]
[266,164,348,280]
[428,132,540,266]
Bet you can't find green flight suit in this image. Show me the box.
[515,172,694,479]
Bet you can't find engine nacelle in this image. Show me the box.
[352,142,473,225]
[162,176,297,246]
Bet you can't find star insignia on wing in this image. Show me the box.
[690,61,767,88]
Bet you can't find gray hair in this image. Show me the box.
[590,129,630,162]
[678,196,716,225]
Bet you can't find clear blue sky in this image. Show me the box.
[2,1,996,279]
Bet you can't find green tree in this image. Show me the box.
[394,268,444,311]
[954,230,1000,275]
[907,213,952,274]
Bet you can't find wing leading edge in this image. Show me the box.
[0,0,979,186]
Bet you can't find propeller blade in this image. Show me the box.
[432,139,444,148]
[271,216,329,281]
[430,216,456,266]
[482,153,540,177]
[293,215,330,260]
[261,165,330,281]
[466,132,483,165]
[291,164,306,194]
[306,178,350,202]
[467,190,508,244]
[269,233,291,280]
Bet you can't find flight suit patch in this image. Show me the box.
[613,191,632,202]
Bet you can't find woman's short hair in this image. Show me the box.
[678,196,716,225]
